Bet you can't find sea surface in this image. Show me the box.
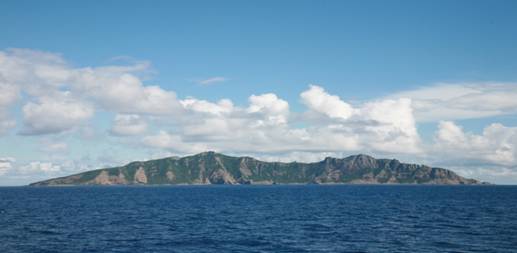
[0,185,516,252]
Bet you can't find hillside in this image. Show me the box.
[30,152,482,186]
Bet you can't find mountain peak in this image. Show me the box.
[191,151,221,158]
[350,154,376,159]
[198,151,218,155]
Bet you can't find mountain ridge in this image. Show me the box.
[29,152,485,186]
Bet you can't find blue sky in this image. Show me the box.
[1,0,517,185]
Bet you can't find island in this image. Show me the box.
[29,152,486,186]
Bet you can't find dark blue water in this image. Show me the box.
[0,185,516,252]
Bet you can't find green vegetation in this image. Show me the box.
[29,151,481,186]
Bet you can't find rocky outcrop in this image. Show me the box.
[134,167,147,184]
[29,152,485,186]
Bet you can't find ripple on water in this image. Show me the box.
[0,185,516,252]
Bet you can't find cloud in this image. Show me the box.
[0,48,69,97]
[71,68,182,115]
[247,93,289,126]
[0,48,184,136]
[0,83,19,109]
[142,85,420,156]
[0,157,14,176]
[18,161,62,174]
[109,114,148,136]
[20,93,94,135]
[0,69,20,134]
[180,98,234,115]
[451,166,517,185]
[300,85,355,120]
[2,49,421,155]
[0,156,123,185]
[391,83,517,122]
[143,131,209,154]
[198,76,227,85]
[434,121,517,166]
[358,98,420,153]
[0,158,63,181]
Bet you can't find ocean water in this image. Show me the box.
[0,185,516,252]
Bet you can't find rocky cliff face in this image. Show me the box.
[30,152,483,186]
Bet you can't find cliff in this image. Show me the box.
[29,152,482,186]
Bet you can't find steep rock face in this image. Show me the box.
[30,152,484,186]
[134,167,148,184]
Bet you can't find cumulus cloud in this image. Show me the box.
[18,161,62,174]
[109,114,148,136]
[143,131,209,154]
[20,93,94,135]
[142,85,420,156]
[434,121,517,166]
[0,49,422,155]
[0,49,70,99]
[298,85,421,154]
[0,48,183,135]
[427,121,517,184]
[0,157,14,176]
[391,83,517,122]
[71,68,182,115]
[358,98,420,153]
[180,98,234,115]
[301,85,355,120]
[451,166,517,185]
[0,70,20,134]
[0,83,19,109]
[247,93,289,125]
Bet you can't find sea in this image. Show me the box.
[0,185,516,252]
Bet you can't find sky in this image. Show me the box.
[1,0,517,185]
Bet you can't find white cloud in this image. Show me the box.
[0,157,14,176]
[143,86,420,156]
[391,83,517,122]
[0,48,184,136]
[0,75,20,134]
[20,93,94,135]
[358,98,420,153]
[434,121,517,166]
[143,131,209,154]
[300,85,355,120]
[0,49,69,98]
[198,76,227,85]
[1,49,422,156]
[19,161,62,174]
[110,114,148,136]
[180,98,234,115]
[71,69,182,115]
[247,93,289,125]
[0,83,19,109]
[451,166,517,185]
[0,156,128,185]
[435,121,467,146]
